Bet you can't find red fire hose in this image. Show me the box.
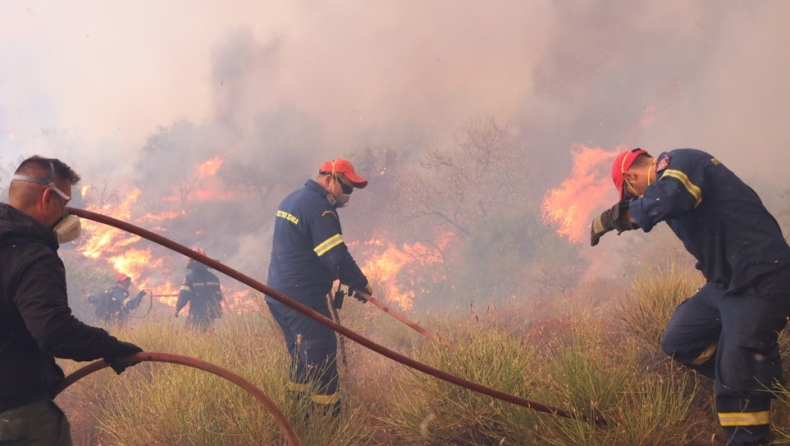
[55,352,299,446]
[67,206,604,425]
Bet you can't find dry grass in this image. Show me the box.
[54,264,790,446]
[614,262,704,349]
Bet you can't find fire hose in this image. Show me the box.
[67,206,605,426]
[55,352,299,446]
[127,289,154,319]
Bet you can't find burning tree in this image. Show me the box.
[345,119,586,310]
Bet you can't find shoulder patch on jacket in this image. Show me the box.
[321,210,338,220]
[656,155,670,173]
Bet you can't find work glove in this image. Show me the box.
[104,341,143,375]
[590,201,639,247]
[175,309,180,318]
[351,283,373,304]
[134,290,146,301]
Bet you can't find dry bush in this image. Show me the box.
[528,314,708,446]
[614,262,704,349]
[56,312,375,445]
[53,271,730,446]
[381,310,709,445]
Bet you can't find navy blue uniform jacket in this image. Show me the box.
[628,148,790,293]
[266,180,368,305]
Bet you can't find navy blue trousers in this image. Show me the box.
[661,270,790,445]
[267,299,340,411]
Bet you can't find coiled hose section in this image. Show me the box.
[55,352,299,445]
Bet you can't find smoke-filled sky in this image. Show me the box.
[3,1,790,307]
[3,1,789,186]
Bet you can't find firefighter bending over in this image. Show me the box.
[175,248,223,331]
[591,148,790,446]
[89,274,145,324]
[265,158,373,418]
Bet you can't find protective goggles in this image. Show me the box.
[336,177,353,194]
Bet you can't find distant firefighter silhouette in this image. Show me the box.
[175,248,223,331]
[89,274,145,324]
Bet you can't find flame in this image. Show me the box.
[197,156,223,177]
[541,145,620,243]
[360,237,448,310]
[109,248,162,280]
[70,154,267,316]
[162,155,233,203]
[225,288,256,313]
[146,282,181,307]
[79,188,140,259]
[138,209,187,223]
[77,187,157,282]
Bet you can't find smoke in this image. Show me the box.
[2,1,790,303]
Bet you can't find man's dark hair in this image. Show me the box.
[14,155,81,184]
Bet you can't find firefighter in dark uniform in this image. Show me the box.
[175,248,223,331]
[591,148,790,446]
[89,274,145,324]
[265,158,372,417]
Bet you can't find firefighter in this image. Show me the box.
[265,158,373,418]
[591,148,790,446]
[175,248,223,331]
[89,274,145,324]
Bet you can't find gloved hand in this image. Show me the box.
[175,309,180,318]
[351,283,372,303]
[590,201,639,247]
[135,290,146,300]
[104,341,143,375]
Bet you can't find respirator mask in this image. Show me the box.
[52,214,82,244]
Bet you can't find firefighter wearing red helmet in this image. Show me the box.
[175,247,223,331]
[88,273,145,324]
[591,147,790,446]
[265,158,372,418]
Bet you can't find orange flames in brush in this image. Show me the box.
[358,232,452,310]
[75,155,256,311]
[541,145,621,243]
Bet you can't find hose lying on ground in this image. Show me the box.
[55,352,300,446]
[67,206,604,425]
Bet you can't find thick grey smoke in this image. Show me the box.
[2,1,789,306]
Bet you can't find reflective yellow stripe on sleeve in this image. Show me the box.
[718,410,770,427]
[660,169,702,206]
[314,234,343,257]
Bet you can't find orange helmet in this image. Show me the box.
[116,273,131,283]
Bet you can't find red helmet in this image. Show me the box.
[612,148,648,199]
[116,273,131,283]
[188,247,207,265]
